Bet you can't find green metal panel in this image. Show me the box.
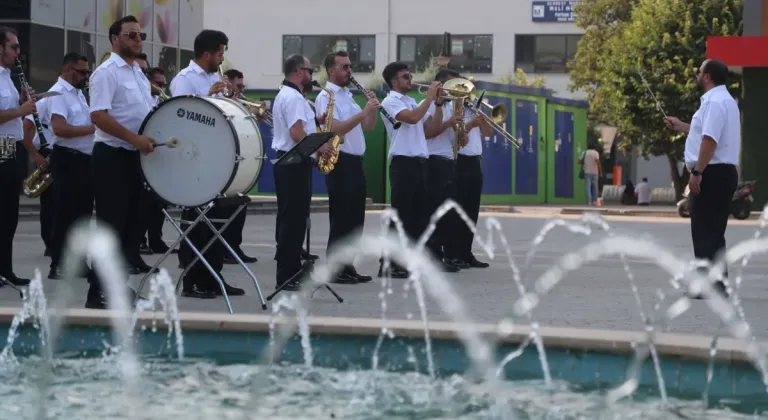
[545,102,588,204]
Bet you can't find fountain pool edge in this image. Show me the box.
[0,307,764,410]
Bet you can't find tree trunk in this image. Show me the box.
[667,153,688,200]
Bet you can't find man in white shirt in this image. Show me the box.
[87,15,156,309]
[434,70,493,270]
[315,51,378,284]
[219,68,258,266]
[21,95,54,258]
[635,177,652,205]
[579,146,602,205]
[664,58,740,299]
[379,61,441,279]
[0,26,34,287]
[43,53,96,281]
[272,53,330,291]
[169,29,247,300]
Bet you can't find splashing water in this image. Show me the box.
[132,270,184,360]
[0,271,49,365]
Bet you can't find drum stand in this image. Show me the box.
[133,194,267,313]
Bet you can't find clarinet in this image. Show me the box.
[14,59,47,147]
[348,76,401,129]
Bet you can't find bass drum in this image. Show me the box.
[139,95,264,208]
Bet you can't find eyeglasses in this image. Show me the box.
[121,32,147,41]
[73,69,91,76]
[235,83,244,89]
[299,67,314,75]
[338,64,351,70]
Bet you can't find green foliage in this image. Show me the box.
[571,0,743,159]
[497,68,546,88]
[365,70,384,90]
[415,57,441,82]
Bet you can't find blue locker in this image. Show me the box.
[554,111,575,198]
[515,100,538,195]
[481,96,513,194]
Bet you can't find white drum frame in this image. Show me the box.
[133,95,268,313]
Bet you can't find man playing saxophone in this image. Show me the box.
[314,51,379,284]
[46,52,96,280]
[21,93,54,258]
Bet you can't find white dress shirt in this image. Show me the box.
[272,84,317,153]
[313,82,366,156]
[48,77,94,155]
[0,66,22,141]
[426,102,456,159]
[170,60,220,97]
[381,91,429,159]
[460,112,483,157]
[684,85,741,168]
[23,96,53,149]
[89,52,153,150]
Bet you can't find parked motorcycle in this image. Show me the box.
[677,180,756,220]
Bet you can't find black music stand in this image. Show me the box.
[133,194,268,313]
[266,132,343,303]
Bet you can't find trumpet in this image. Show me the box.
[152,83,170,102]
[465,89,521,149]
[218,64,229,97]
[235,94,273,127]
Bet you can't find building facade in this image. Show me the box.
[203,0,585,98]
[0,0,202,92]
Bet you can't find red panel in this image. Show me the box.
[707,36,768,67]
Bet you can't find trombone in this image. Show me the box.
[465,89,521,149]
[236,94,273,127]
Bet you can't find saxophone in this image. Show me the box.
[314,81,344,175]
[452,94,467,159]
[16,59,53,198]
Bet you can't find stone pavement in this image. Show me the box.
[7,211,768,337]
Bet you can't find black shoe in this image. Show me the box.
[689,281,730,300]
[377,265,409,279]
[139,243,153,255]
[213,280,246,296]
[223,250,258,265]
[446,258,470,269]
[332,272,358,284]
[43,248,51,257]
[276,280,301,292]
[441,260,460,272]
[48,267,62,280]
[148,241,170,254]
[128,259,157,274]
[301,250,319,261]
[347,268,373,283]
[1,273,30,287]
[85,287,140,309]
[465,257,490,268]
[182,284,217,299]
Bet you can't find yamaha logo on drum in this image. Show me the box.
[176,107,216,127]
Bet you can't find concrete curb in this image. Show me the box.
[560,207,761,220]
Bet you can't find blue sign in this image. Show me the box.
[532,0,580,23]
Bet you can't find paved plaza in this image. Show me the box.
[7,211,768,337]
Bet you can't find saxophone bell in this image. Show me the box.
[312,80,343,174]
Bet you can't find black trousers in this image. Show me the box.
[425,155,458,259]
[0,144,22,276]
[326,152,366,264]
[690,163,739,276]
[49,145,94,270]
[88,142,143,292]
[450,155,483,260]
[389,156,429,243]
[177,203,236,290]
[138,185,166,247]
[222,204,246,250]
[38,147,54,251]
[274,154,312,283]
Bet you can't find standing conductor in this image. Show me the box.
[664,59,740,298]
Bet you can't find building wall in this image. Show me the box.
[203,0,584,97]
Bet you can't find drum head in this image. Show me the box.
[139,96,238,207]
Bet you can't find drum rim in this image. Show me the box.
[137,94,242,208]
[216,96,267,194]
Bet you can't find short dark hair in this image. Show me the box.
[323,50,349,71]
[108,15,139,44]
[702,59,728,86]
[283,54,306,76]
[382,62,408,88]
[193,30,228,58]
[642,177,648,182]
[147,67,164,78]
[0,26,17,47]
[434,68,460,83]
[62,52,87,67]
[224,69,243,79]
[136,52,148,61]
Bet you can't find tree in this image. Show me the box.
[497,68,546,89]
[570,0,743,198]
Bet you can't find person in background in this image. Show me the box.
[135,52,148,72]
[579,145,601,205]
[635,177,652,206]
[621,180,636,205]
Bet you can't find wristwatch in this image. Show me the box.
[691,169,701,176]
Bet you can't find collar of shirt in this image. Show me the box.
[56,76,75,92]
[109,52,142,73]
[700,85,728,102]
[282,80,302,95]
[326,81,349,95]
[0,66,9,76]
[187,60,206,75]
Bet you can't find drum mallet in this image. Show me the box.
[154,137,181,148]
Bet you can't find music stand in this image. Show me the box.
[266,132,343,303]
[132,193,268,314]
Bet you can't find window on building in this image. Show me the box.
[397,35,493,74]
[282,35,375,73]
[515,34,582,73]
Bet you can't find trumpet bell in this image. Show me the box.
[488,103,507,123]
[441,77,475,97]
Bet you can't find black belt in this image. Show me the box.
[338,151,363,161]
[429,155,454,163]
[53,144,90,157]
[392,155,427,163]
[458,155,481,161]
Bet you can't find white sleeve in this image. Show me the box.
[88,69,117,112]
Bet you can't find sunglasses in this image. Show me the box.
[337,64,351,70]
[73,68,91,76]
[121,32,147,41]
[299,67,314,75]
[400,73,413,81]
[235,83,244,89]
